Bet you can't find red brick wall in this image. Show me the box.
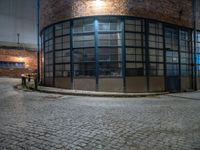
[40,0,196,30]
[0,48,37,77]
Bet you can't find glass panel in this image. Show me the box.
[99,48,122,62]
[126,48,144,62]
[73,48,95,77]
[125,19,144,32]
[98,17,121,31]
[73,18,94,33]
[125,33,142,47]
[55,23,63,36]
[44,39,53,52]
[165,27,179,51]
[180,30,191,76]
[98,47,122,77]
[149,49,163,62]
[44,26,53,41]
[73,34,94,48]
[149,22,163,35]
[166,64,179,76]
[55,64,70,77]
[73,48,95,63]
[149,63,164,76]
[166,51,179,63]
[99,62,122,77]
[55,50,70,64]
[98,33,121,46]
[63,36,70,49]
[63,22,70,35]
[180,30,189,52]
[148,22,164,76]
[74,63,96,77]
[126,63,145,76]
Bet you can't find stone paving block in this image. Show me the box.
[0,78,200,150]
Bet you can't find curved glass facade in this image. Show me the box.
[41,16,196,92]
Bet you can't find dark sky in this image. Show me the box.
[0,0,37,47]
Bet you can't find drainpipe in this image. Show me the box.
[193,0,197,90]
[37,0,40,83]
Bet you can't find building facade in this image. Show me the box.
[40,0,200,93]
[0,48,37,77]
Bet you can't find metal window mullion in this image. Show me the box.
[122,17,126,92]
[184,30,192,77]
[193,0,197,90]
[40,34,45,85]
[190,30,195,89]
[94,18,99,91]
[42,34,46,85]
[37,0,40,83]
[178,28,182,91]
[53,26,56,86]
[70,21,74,89]
[60,34,64,78]
[145,19,150,92]
[163,24,167,91]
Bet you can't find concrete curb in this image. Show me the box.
[14,84,169,98]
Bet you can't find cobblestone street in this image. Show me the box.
[0,78,200,150]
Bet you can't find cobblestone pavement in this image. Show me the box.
[0,78,200,150]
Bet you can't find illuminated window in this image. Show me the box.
[0,61,25,69]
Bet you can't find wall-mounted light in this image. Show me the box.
[17,57,24,62]
[94,0,104,8]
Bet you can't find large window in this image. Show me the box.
[54,22,71,78]
[149,22,164,76]
[44,27,53,78]
[98,17,122,77]
[41,16,196,89]
[73,18,95,77]
[125,19,145,76]
[73,48,95,77]
[0,61,25,68]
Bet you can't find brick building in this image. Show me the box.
[40,0,200,93]
[0,48,37,77]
